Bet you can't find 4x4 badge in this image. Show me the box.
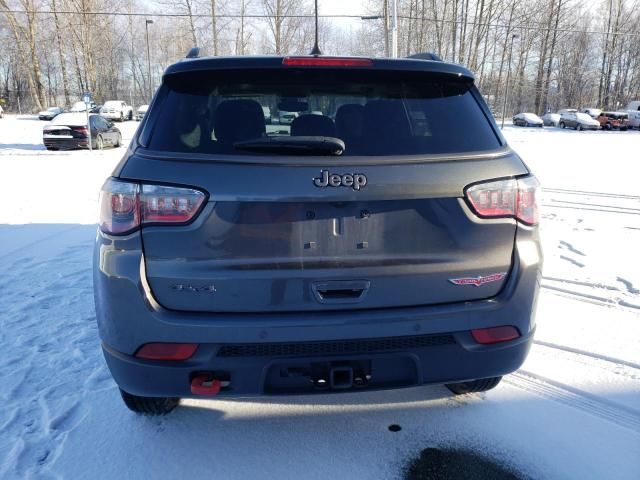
[313,170,367,191]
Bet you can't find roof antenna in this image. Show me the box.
[309,0,322,55]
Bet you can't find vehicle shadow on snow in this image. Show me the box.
[0,143,46,150]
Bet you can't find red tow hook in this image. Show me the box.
[191,375,222,396]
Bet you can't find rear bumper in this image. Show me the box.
[43,138,88,150]
[94,226,542,397]
[103,329,534,397]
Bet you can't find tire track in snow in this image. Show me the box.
[541,188,640,217]
[506,372,640,433]
[542,188,640,200]
[533,340,640,371]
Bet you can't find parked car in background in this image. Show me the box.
[70,101,99,113]
[42,112,122,150]
[38,106,64,120]
[559,112,600,130]
[101,101,134,122]
[626,110,640,130]
[512,112,543,127]
[580,108,602,119]
[625,101,640,112]
[136,104,149,121]
[278,111,298,125]
[598,112,629,130]
[541,112,561,126]
[0,104,3,118]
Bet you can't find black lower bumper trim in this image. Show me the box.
[216,333,456,358]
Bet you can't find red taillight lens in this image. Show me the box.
[471,326,520,344]
[282,57,373,67]
[465,176,539,225]
[99,179,206,235]
[140,184,206,224]
[135,343,199,361]
[72,126,89,136]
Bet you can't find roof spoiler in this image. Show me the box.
[406,52,442,61]
[186,47,201,59]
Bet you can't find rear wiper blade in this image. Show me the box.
[233,136,345,156]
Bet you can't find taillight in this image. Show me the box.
[72,126,88,136]
[99,180,140,234]
[99,178,206,235]
[141,184,206,224]
[465,176,539,225]
[282,57,373,67]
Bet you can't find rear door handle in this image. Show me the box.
[312,280,370,304]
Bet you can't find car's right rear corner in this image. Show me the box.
[93,55,543,399]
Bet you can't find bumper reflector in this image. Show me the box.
[471,326,520,345]
[135,343,198,361]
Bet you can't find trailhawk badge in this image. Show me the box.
[449,272,507,286]
[313,170,367,190]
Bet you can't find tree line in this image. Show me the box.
[1,0,639,115]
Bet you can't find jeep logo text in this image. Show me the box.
[313,170,367,190]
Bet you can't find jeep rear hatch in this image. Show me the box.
[120,59,530,312]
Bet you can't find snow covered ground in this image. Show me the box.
[0,116,639,479]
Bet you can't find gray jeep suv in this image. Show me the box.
[93,54,542,415]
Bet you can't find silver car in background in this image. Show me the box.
[512,112,543,127]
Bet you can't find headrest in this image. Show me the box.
[214,99,266,145]
[335,104,365,138]
[290,114,337,137]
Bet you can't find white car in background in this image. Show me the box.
[580,108,602,119]
[136,104,149,121]
[627,110,640,129]
[101,101,133,122]
[70,101,98,113]
[625,100,640,112]
[541,112,561,126]
[278,111,299,125]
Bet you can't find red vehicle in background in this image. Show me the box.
[598,112,629,131]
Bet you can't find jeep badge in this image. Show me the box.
[313,170,367,191]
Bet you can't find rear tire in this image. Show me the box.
[577,124,582,131]
[560,122,565,129]
[119,389,179,415]
[445,376,502,395]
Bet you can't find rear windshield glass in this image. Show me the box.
[146,69,501,156]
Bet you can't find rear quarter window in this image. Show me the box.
[145,69,502,157]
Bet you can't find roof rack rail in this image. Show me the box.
[186,47,201,59]
[406,52,442,61]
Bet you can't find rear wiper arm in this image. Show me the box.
[233,136,345,156]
